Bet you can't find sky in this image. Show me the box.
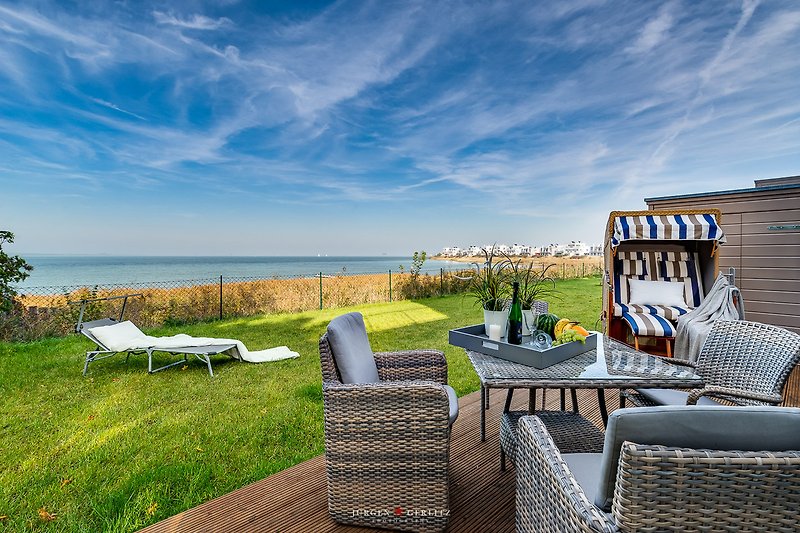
[1,0,799,256]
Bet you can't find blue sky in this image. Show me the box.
[1,0,799,256]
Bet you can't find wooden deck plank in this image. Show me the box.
[140,388,615,533]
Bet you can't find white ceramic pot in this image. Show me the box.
[483,308,509,339]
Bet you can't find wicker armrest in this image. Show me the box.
[323,380,451,423]
[373,349,448,383]
[666,358,696,368]
[687,385,783,406]
[516,416,618,533]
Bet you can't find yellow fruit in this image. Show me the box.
[554,318,571,339]
[564,322,589,337]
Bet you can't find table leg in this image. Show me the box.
[480,386,486,442]
[597,389,609,427]
[560,388,566,411]
[571,389,578,413]
[528,387,537,413]
[620,393,626,409]
[484,386,490,410]
[504,388,514,413]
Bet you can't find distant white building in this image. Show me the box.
[563,241,590,257]
[540,243,565,256]
[510,243,532,256]
[441,240,600,257]
[440,246,463,257]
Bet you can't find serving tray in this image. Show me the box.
[448,324,597,369]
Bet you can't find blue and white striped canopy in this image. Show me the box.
[611,213,726,249]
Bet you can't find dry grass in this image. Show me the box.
[7,262,600,341]
[7,272,472,341]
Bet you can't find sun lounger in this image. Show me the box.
[78,317,237,376]
[74,294,298,376]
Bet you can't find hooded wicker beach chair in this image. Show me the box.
[603,210,727,357]
[516,405,800,532]
[319,312,458,532]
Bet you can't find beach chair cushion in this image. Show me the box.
[87,320,148,352]
[628,279,687,307]
[326,312,380,384]
[621,311,676,337]
[614,303,690,321]
[612,251,701,319]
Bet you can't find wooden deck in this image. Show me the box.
[140,387,617,533]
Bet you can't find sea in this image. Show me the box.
[15,255,465,289]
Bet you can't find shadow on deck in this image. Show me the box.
[140,387,618,533]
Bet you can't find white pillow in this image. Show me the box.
[627,279,687,307]
[87,320,146,351]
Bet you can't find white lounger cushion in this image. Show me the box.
[88,320,148,351]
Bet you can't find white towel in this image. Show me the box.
[674,273,742,363]
[88,321,300,363]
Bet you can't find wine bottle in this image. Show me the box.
[508,281,523,345]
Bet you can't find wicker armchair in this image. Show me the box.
[319,312,456,533]
[516,406,800,532]
[627,319,800,407]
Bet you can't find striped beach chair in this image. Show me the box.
[612,251,704,356]
[604,210,726,356]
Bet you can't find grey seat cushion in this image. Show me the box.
[562,453,603,506]
[444,385,459,426]
[636,387,723,406]
[326,312,380,384]
[595,405,800,511]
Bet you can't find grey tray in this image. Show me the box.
[448,324,598,369]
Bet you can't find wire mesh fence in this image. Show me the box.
[3,262,603,342]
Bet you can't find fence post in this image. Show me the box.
[562,263,565,279]
[389,270,392,302]
[319,272,323,310]
[219,275,223,320]
[582,262,585,278]
[440,268,444,296]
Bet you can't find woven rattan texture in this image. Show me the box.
[319,333,452,532]
[612,443,800,532]
[500,411,604,465]
[691,320,800,405]
[626,320,800,407]
[516,416,617,533]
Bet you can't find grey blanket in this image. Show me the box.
[674,273,744,363]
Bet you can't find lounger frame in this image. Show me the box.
[73,295,236,377]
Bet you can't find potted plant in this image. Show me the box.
[505,256,559,335]
[462,247,510,336]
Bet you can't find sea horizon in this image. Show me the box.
[15,254,462,288]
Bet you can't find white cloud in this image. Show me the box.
[626,4,674,55]
[152,11,232,30]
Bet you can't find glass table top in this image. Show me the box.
[466,333,704,386]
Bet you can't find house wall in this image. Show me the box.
[647,178,800,406]
[646,180,800,335]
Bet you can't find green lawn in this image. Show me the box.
[0,277,602,532]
